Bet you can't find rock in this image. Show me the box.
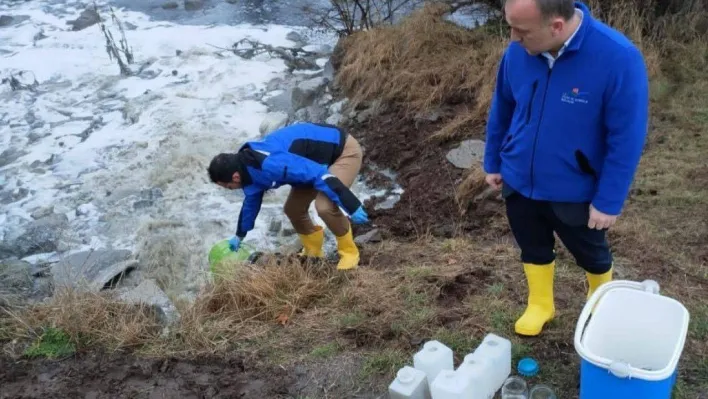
[303,44,333,55]
[416,109,442,122]
[119,279,179,325]
[0,259,33,306]
[0,148,24,168]
[445,139,486,169]
[286,31,305,45]
[184,0,205,10]
[329,99,347,115]
[355,229,382,245]
[259,112,289,135]
[0,15,30,28]
[264,90,292,113]
[31,206,55,220]
[67,6,101,31]
[291,77,328,110]
[162,1,179,9]
[305,104,327,123]
[325,113,342,125]
[323,59,336,82]
[0,187,29,205]
[0,214,69,259]
[269,219,283,234]
[51,249,136,292]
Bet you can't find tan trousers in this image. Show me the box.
[284,134,363,237]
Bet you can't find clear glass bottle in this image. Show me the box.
[529,384,556,399]
[501,376,528,399]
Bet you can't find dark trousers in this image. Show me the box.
[503,184,613,275]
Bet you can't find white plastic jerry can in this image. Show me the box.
[473,333,512,396]
[389,366,432,399]
[413,340,454,386]
[456,352,493,399]
[431,370,474,399]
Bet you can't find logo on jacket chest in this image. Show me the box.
[561,87,589,105]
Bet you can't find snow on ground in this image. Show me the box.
[0,0,379,294]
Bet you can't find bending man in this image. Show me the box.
[207,122,369,270]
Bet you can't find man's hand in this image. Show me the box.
[350,206,369,225]
[588,205,618,230]
[485,173,503,190]
[228,236,242,251]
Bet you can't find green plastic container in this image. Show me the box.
[208,239,254,279]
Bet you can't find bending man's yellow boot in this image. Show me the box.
[298,226,325,258]
[335,226,359,270]
[515,262,555,337]
[586,266,613,300]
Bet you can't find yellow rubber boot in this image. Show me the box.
[515,262,555,337]
[586,266,613,300]
[335,226,359,270]
[298,226,324,258]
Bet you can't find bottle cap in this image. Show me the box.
[518,357,539,377]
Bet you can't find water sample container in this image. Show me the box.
[430,370,473,399]
[529,384,556,399]
[389,366,432,399]
[473,333,512,395]
[574,280,690,399]
[413,340,454,386]
[501,376,528,399]
[456,352,492,398]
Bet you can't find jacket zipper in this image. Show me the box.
[529,67,553,197]
[526,81,538,125]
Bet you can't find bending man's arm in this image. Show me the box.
[262,153,363,216]
[235,186,264,239]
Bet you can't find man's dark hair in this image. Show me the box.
[207,153,241,184]
[536,0,576,21]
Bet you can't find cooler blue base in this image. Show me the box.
[579,359,678,399]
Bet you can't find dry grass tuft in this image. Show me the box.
[171,255,346,353]
[3,289,163,353]
[336,2,505,133]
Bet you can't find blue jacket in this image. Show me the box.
[483,1,649,215]
[234,122,362,238]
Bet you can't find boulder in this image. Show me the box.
[0,148,24,168]
[291,77,328,110]
[355,229,383,245]
[259,112,289,135]
[0,15,30,28]
[446,139,486,169]
[67,6,100,31]
[0,259,33,306]
[51,249,136,292]
[119,279,179,325]
[0,214,69,259]
[184,0,205,11]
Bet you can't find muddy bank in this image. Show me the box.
[0,352,294,399]
[347,106,503,239]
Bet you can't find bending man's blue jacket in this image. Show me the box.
[234,122,362,238]
[483,1,649,216]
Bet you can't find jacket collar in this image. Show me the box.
[564,1,594,53]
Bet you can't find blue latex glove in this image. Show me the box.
[228,236,241,251]
[350,206,369,225]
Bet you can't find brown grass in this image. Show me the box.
[1,2,707,398]
[2,289,163,354]
[336,2,505,139]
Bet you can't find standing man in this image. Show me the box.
[207,122,369,270]
[483,0,649,336]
